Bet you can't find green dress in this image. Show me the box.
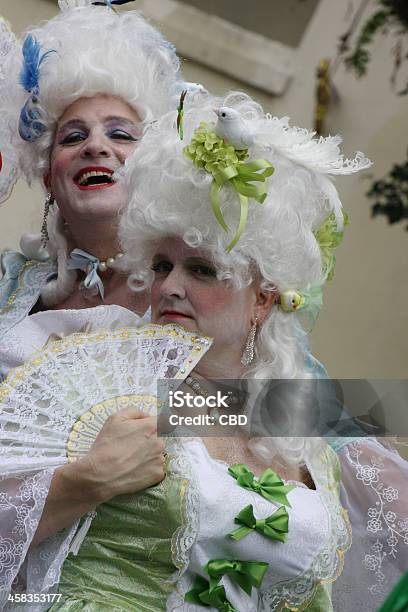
[49,446,189,611]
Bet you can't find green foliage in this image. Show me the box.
[344,1,408,81]
[345,10,387,77]
[367,154,408,229]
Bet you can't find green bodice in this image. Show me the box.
[50,461,187,611]
[48,443,348,612]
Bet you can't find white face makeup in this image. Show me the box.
[47,94,141,225]
[150,237,258,370]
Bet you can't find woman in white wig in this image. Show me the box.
[116,93,404,611]
[0,0,185,607]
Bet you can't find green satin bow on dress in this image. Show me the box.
[205,558,269,596]
[228,504,289,542]
[228,464,295,507]
[185,575,236,611]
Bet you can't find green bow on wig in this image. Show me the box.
[313,210,349,281]
[184,122,274,252]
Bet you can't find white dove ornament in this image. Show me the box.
[215,107,255,150]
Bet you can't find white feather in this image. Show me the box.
[255,116,372,176]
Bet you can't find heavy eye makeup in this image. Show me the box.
[151,256,217,279]
[105,119,140,142]
[56,118,140,146]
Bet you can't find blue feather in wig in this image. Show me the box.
[19,34,54,93]
[18,35,55,142]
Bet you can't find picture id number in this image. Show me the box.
[8,593,62,603]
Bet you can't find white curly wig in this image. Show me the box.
[118,91,371,466]
[0,2,184,304]
[0,4,181,192]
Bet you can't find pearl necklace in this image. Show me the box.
[96,252,124,273]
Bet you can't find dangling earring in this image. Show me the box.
[241,316,258,366]
[41,193,54,247]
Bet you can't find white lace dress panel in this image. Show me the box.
[332,438,408,611]
[167,438,350,612]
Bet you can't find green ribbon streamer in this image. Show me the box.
[210,159,274,252]
[205,558,269,596]
[185,575,236,611]
[229,503,289,542]
[228,463,295,508]
[378,572,408,612]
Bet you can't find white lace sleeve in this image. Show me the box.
[0,470,87,612]
[332,438,408,611]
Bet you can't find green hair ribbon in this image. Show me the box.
[176,90,187,140]
[184,122,274,252]
[314,210,349,281]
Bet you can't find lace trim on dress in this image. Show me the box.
[0,259,56,339]
[166,438,202,612]
[0,469,54,610]
[169,438,199,577]
[167,443,351,612]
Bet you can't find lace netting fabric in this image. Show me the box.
[332,438,408,611]
[0,469,85,612]
[168,438,200,578]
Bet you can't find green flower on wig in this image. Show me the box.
[184,122,249,171]
[184,122,274,252]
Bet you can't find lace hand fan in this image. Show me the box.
[0,323,212,476]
